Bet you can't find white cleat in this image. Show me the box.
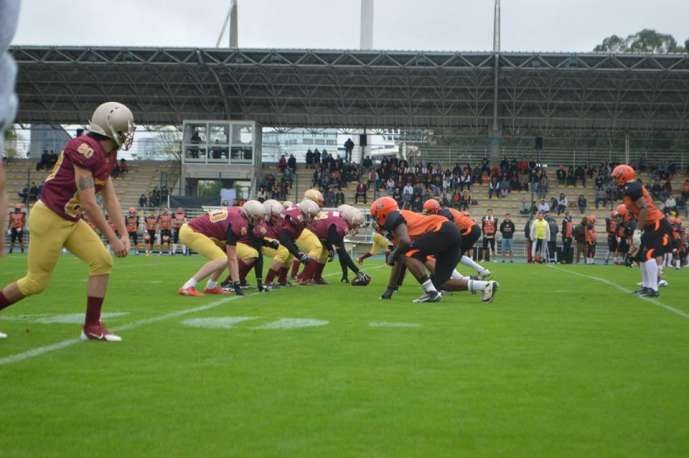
[412,291,442,303]
[481,281,499,303]
[478,270,492,280]
[658,279,669,288]
[80,322,122,342]
[0,331,7,339]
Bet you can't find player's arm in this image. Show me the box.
[635,196,648,229]
[279,229,308,262]
[75,166,126,257]
[327,225,360,280]
[101,177,128,240]
[386,223,411,266]
[381,260,404,299]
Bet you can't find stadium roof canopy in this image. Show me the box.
[11,46,689,134]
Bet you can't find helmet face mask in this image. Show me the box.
[370,196,399,227]
[610,164,636,187]
[88,102,136,151]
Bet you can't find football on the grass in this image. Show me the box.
[351,273,371,286]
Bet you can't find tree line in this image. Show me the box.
[594,29,688,53]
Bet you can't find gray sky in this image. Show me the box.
[11,0,689,52]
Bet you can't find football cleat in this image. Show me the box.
[203,287,233,295]
[481,281,499,303]
[178,287,205,297]
[478,270,492,280]
[312,278,328,285]
[658,279,669,287]
[412,291,442,303]
[639,288,659,298]
[81,322,122,342]
[633,287,649,295]
[0,331,7,339]
[351,272,372,286]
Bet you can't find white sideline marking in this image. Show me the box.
[0,264,386,366]
[369,321,421,328]
[253,318,329,329]
[182,316,258,329]
[548,265,689,320]
[35,312,129,324]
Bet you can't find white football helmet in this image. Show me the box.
[241,200,266,222]
[263,199,284,218]
[282,200,294,209]
[297,199,321,220]
[87,102,136,150]
[340,206,365,229]
[304,189,324,208]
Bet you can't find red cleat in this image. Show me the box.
[203,287,232,295]
[178,287,205,297]
[81,322,122,342]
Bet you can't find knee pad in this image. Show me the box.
[89,252,113,276]
[17,272,51,296]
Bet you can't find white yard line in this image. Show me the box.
[548,265,689,320]
[0,264,386,366]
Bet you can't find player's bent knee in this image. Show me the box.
[17,273,51,296]
[89,252,113,275]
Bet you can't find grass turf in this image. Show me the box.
[1,254,688,457]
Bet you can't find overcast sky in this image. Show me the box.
[11,0,689,52]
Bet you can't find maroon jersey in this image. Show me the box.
[308,211,350,241]
[247,221,269,244]
[277,207,307,240]
[188,207,250,245]
[41,136,116,221]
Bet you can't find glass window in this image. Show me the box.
[231,124,253,145]
[209,124,229,145]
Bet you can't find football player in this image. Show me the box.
[304,204,370,285]
[372,197,497,303]
[585,215,597,265]
[144,210,158,256]
[274,199,322,281]
[7,203,26,254]
[125,207,140,255]
[289,189,325,281]
[171,207,187,255]
[158,209,173,255]
[261,199,293,288]
[613,204,636,266]
[666,213,684,270]
[178,200,267,296]
[357,232,393,264]
[422,199,491,279]
[0,102,135,341]
[611,164,673,297]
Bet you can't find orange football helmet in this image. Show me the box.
[610,164,636,186]
[370,196,399,227]
[422,199,441,215]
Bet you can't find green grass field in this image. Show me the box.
[1,254,688,458]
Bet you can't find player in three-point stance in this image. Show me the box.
[611,164,673,297]
[0,102,136,341]
[371,197,498,303]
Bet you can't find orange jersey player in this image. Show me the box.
[144,212,159,255]
[611,164,673,297]
[371,196,497,303]
[7,204,26,254]
[0,102,135,342]
[125,207,140,254]
[158,209,173,254]
[422,199,491,280]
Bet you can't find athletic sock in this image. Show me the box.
[85,296,104,325]
[646,260,659,291]
[461,255,485,274]
[182,278,198,289]
[278,267,289,285]
[290,259,301,278]
[468,280,488,293]
[206,280,218,289]
[421,279,438,294]
[0,291,13,311]
[313,262,326,280]
[450,269,466,280]
[265,268,278,284]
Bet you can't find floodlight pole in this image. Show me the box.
[360,0,374,50]
[489,0,501,163]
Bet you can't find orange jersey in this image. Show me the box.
[159,214,172,230]
[445,207,475,234]
[172,213,186,229]
[383,210,446,241]
[622,181,664,227]
[585,226,597,244]
[126,215,138,233]
[145,216,158,231]
[9,212,26,229]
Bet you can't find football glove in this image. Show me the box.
[232,281,244,296]
[298,253,310,264]
[351,271,371,286]
[380,288,395,300]
[267,239,280,250]
[327,248,335,262]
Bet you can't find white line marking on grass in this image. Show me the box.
[252,318,329,329]
[369,321,421,328]
[0,263,388,366]
[182,316,258,329]
[35,312,129,324]
[548,265,689,320]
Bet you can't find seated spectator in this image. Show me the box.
[138,193,147,208]
[577,194,587,214]
[355,181,367,204]
[556,166,566,185]
[335,188,345,206]
[557,193,568,215]
[256,186,268,202]
[594,188,607,209]
[664,195,677,214]
[519,197,531,215]
[537,199,550,214]
[118,158,129,174]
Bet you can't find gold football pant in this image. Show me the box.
[296,228,323,259]
[260,237,291,266]
[179,224,258,261]
[17,201,112,297]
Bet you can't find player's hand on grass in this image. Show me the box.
[340,273,349,283]
[120,235,131,255]
[380,288,395,300]
[233,281,244,296]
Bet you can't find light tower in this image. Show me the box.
[216,0,238,48]
[489,0,501,161]
[360,0,374,50]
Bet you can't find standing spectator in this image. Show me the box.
[287,154,297,173]
[594,187,607,209]
[561,212,574,264]
[313,148,321,167]
[481,209,498,262]
[530,212,550,263]
[584,215,597,265]
[344,138,354,163]
[498,213,515,263]
[402,182,413,209]
[557,193,568,215]
[335,187,345,206]
[573,217,587,264]
[355,181,367,204]
[144,211,158,256]
[546,214,559,263]
[305,149,313,168]
[524,215,534,263]
[488,177,498,200]
[577,194,587,214]
[7,204,26,254]
[138,193,147,209]
[278,154,287,172]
